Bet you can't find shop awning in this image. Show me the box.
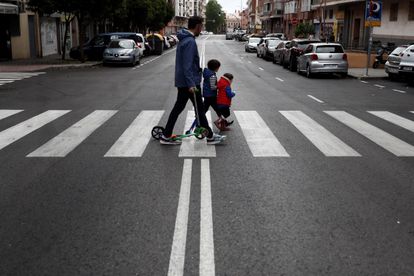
[0,2,18,14]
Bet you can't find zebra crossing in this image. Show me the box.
[0,109,413,158]
[0,72,45,86]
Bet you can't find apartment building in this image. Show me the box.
[247,0,263,32]
[260,0,284,34]
[166,0,206,34]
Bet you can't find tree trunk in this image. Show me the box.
[62,15,73,60]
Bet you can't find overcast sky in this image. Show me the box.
[217,0,246,14]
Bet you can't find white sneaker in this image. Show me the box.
[206,133,226,145]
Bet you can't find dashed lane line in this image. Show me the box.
[258,67,264,71]
[361,81,369,84]
[275,77,284,82]
[374,84,385,89]
[393,89,406,94]
[307,95,325,104]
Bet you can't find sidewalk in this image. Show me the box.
[348,68,388,80]
[0,54,101,72]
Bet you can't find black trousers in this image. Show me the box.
[203,96,221,117]
[164,87,213,138]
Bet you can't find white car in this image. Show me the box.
[385,45,408,79]
[399,45,414,82]
[245,37,261,53]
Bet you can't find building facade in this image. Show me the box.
[166,0,206,34]
[226,13,241,31]
[260,0,284,34]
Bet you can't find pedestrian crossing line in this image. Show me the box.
[179,111,216,158]
[0,110,70,151]
[234,111,289,157]
[104,110,164,157]
[280,111,361,157]
[368,111,414,133]
[0,110,23,121]
[27,110,117,157]
[325,111,414,157]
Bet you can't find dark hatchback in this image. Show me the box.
[70,32,145,61]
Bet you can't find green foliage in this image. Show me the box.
[294,22,315,38]
[206,0,225,33]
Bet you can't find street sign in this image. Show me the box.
[292,18,297,25]
[365,0,382,27]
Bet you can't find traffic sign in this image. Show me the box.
[365,0,382,27]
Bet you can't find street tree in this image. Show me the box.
[294,23,314,38]
[205,0,225,33]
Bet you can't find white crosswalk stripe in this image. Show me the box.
[0,72,45,86]
[0,110,23,121]
[0,110,70,151]
[105,110,164,157]
[326,111,414,157]
[235,111,289,157]
[368,111,414,133]
[179,111,216,158]
[1,109,414,158]
[280,111,360,157]
[28,110,117,157]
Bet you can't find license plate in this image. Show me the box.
[325,64,337,68]
[403,66,413,71]
[388,68,398,73]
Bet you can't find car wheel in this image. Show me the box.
[340,72,347,78]
[306,65,313,78]
[130,57,136,67]
[257,52,260,57]
[273,56,277,64]
[282,58,288,68]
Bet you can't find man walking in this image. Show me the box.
[160,16,225,145]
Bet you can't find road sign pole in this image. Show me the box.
[366,25,373,77]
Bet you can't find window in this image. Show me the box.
[316,45,344,53]
[409,1,414,21]
[390,3,398,21]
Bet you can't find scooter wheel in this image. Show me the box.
[151,126,164,140]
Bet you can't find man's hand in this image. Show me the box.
[189,87,197,93]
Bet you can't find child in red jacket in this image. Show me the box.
[215,73,235,131]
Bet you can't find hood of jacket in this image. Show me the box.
[203,68,215,79]
[176,29,194,41]
[218,76,231,88]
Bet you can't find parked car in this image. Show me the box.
[103,39,141,66]
[273,40,291,65]
[69,32,145,61]
[257,37,278,58]
[226,32,234,40]
[245,37,261,52]
[284,38,321,71]
[385,45,409,79]
[296,43,348,78]
[266,33,286,40]
[263,39,281,60]
[167,35,177,47]
[399,44,414,82]
[163,36,171,49]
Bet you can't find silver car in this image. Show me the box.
[297,43,348,78]
[103,39,140,66]
[385,45,408,79]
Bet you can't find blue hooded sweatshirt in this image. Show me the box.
[202,68,217,97]
[175,29,201,88]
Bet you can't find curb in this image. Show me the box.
[347,74,388,80]
[0,62,102,73]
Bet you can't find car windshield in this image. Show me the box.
[316,45,344,53]
[108,40,134,49]
[249,38,261,43]
[391,46,407,56]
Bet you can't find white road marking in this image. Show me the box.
[0,110,70,151]
[361,81,369,84]
[326,111,414,156]
[393,89,406,94]
[368,111,414,133]
[248,61,252,64]
[235,111,289,157]
[200,159,215,276]
[258,67,264,71]
[179,111,216,157]
[411,111,414,114]
[104,110,164,157]
[307,95,325,104]
[27,110,117,157]
[374,84,385,89]
[280,111,360,157]
[275,77,284,82]
[0,109,23,121]
[168,159,192,276]
[0,80,15,84]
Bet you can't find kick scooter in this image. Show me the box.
[151,89,210,141]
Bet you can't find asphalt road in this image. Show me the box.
[0,35,413,275]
